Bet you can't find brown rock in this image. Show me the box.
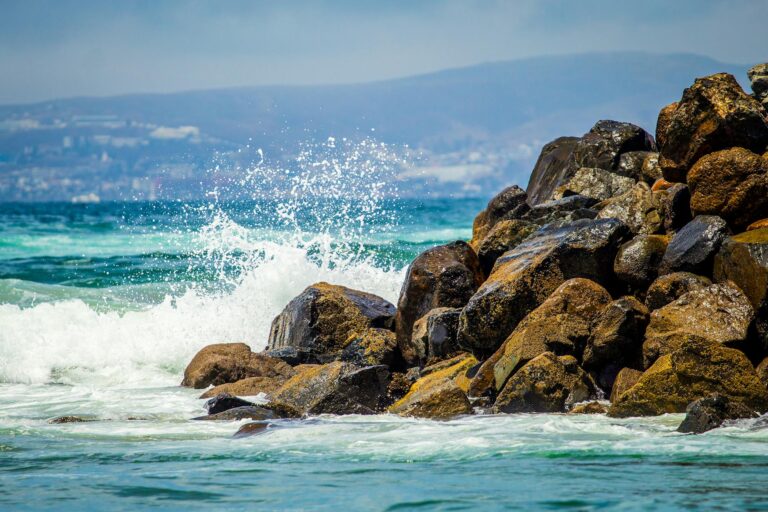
[526,136,581,207]
[395,242,484,366]
[644,272,712,311]
[747,219,768,231]
[267,283,396,363]
[641,153,663,184]
[340,328,398,367]
[470,186,529,248]
[199,376,287,399]
[756,357,768,389]
[688,147,768,230]
[476,219,536,276]
[609,338,768,417]
[655,102,678,151]
[613,234,669,288]
[182,343,296,389]
[494,353,597,413]
[388,379,472,420]
[657,73,768,183]
[233,422,270,438]
[568,401,608,414]
[642,282,754,367]
[651,178,675,192]
[610,368,643,403]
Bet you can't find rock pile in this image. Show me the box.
[183,66,768,433]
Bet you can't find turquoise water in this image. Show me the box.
[2,198,768,510]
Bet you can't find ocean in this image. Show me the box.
[2,193,768,510]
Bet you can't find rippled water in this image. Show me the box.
[2,161,768,509]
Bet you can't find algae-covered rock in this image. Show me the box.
[395,241,484,367]
[644,272,712,311]
[677,394,758,434]
[568,401,608,414]
[642,282,754,367]
[458,218,630,355]
[688,147,768,230]
[656,73,768,182]
[613,234,669,288]
[340,328,398,367]
[609,338,768,417]
[272,361,389,415]
[182,343,296,389]
[658,215,729,276]
[477,219,537,276]
[470,185,529,248]
[609,368,643,403]
[267,283,395,363]
[493,353,597,413]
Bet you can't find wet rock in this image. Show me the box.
[263,347,313,366]
[677,394,759,434]
[526,136,580,206]
[687,148,768,230]
[662,183,693,233]
[395,241,484,367]
[596,182,663,235]
[658,215,729,276]
[657,73,768,183]
[554,167,635,201]
[477,219,537,276]
[48,416,97,424]
[748,219,768,231]
[385,372,412,405]
[522,195,599,227]
[205,393,255,415]
[458,218,630,355]
[415,353,478,391]
[655,102,678,152]
[182,343,296,389]
[568,401,608,414]
[572,120,656,172]
[423,308,462,363]
[268,283,396,363]
[340,328,398,367]
[272,361,390,415]
[643,282,754,367]
[651,178,676,192]
[583,297,649,391]
[610,368,643,403]
[233,422,270,438]
[494,353,597,413]
[470,186,529,248]
[193,406,278,421]
[388,378,472,420]
[200,375,292,399]
[748,63,768,107]
[609,338,768,417]
[644,272,712,311]
[613,234,669,289]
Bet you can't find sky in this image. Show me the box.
[0,0,766,105]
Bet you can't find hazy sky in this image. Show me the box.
[1,0,766,104]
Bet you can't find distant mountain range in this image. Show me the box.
[0,52,750,201]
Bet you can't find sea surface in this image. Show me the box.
[2,191,768,510]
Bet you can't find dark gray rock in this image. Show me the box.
[677,394,758,434]
[205,393,255,415]
[613,234,669,289]
[662,183,693,233]
[193,406,277,421]
[522,195,599,227]
[617,151,657,181]
[644,272,713,311]
[659,215,729,276]
[526,136,580,206]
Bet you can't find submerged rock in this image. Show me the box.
[677,394,759,434]
[658,215,729,276]
[688,147,768,230]
[458,218,629,355]
[642,282,754,367]
[494,353,597,413]
[272,361,389,415]
[48,416,97,424]
[193,406,280,421]
[233,422,270,438]
[267,283,395,363]
[657,72,768,182]
[644,272,712,311]
[182,343,296,389]
[395,241,484,367]
[609,338,768,417]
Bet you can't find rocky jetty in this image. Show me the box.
[183,65,768,433]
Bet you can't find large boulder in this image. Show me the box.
[267,283,395,363]
[687,147,768,230]
[596,182,663,235]
[553,167,636,201]
[748,63,768,107]
[493,353,597,413]
[470,186,529,248]
[644,272,712,311]
[677,394,758,434]
[395,241,484,366]
[272,361,390,415]
[476,219,536,276]
[457,218,630,355]
[613,234,669,289]
[526,136,580,206]
[582,297,649,392]
[609,338,768,417]
[490,278,611,393]
[714,228,768,353]
[658,215,729,276]
[643,282,754,367]
[656,73,768,183]
[182,343,296,389]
